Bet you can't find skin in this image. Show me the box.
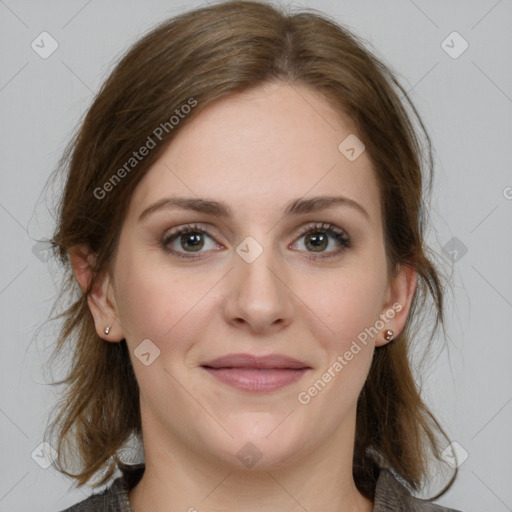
[72,81,416,512]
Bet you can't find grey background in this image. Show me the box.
[1,0,511,510]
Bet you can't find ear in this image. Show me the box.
[69,244,124,342]
[375,264,417,347]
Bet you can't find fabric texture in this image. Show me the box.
[61,463,462,511]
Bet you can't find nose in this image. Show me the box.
[222,242,295,335]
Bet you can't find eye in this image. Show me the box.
[290,222,351,259]
[161,222,351,260]
[162,224,221,258]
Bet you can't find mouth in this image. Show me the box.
[200,353,311,392]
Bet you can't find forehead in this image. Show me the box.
[127,81,381,225]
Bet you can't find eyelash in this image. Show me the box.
[161,222,351,260]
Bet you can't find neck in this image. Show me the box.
[129,411,373,512]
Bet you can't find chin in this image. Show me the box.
[209,413,306,470]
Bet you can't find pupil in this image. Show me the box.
[182,233,203,251]
[307,232,327,251]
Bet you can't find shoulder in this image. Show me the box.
[374,468,463,512]
[58,464,144,512]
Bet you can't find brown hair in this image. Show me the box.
[47,0,455,499]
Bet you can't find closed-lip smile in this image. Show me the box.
[201,353,311,392]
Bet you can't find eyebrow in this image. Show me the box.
[138,195,370,222]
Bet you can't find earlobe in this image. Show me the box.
[87,286,124,343]
[376,265,417,347]
[69,245,124,342]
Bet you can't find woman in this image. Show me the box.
[48,1,463,510]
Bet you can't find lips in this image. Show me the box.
[201,353,311,392]
[202,353,310,370]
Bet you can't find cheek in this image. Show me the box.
[112,243,213,347]
[292,250,387,409]
[112,251,220,414]
[295,272,384,430]
[297,257,388,348]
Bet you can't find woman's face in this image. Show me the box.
[97,81,414,469]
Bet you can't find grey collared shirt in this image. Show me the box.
[61,464,462,511]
